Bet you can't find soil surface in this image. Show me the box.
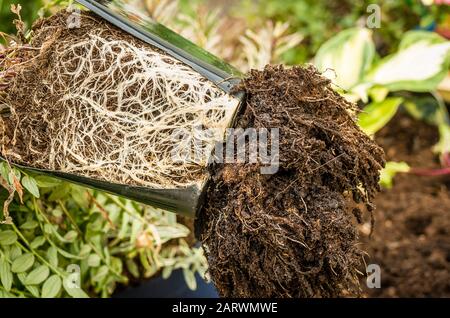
[196,65,385,298]
[361,112,450,297]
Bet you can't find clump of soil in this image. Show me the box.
[361,113,450,297]
[196,65,385,298]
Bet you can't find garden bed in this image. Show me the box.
[361,112,450,297]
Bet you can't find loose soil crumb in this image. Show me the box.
[361,113,450,297]
[196,65,385,298]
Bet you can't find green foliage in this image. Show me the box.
[0,163,207,298]
[313,18,450,188]
[315,28,375,90]
[358,97,403,136]
[368,31,450,92]
[379,161,411,189]
[234,0,446,64]
[0,0,44,40]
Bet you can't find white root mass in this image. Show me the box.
[25,28,239,188]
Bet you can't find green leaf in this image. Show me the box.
[18,273,41,297]
[368,31,450,92]
[162,266,173,280]
[20,220,39,230]
[55,247,84,260]
[9,245,22,261]
[63,278,89,298]
[11,253,35,273]
[380,162,411,189]
[182,268,197,291]
[409,92,449,124]
[368,86,389,103]
[34,176,61,188]
[8,168,21,186]
[46,246,58,268]
[87,254,101,267]
[24,265,49,285]
[315,28,375,90]
[63,230,78,242]
[157,225,190,244]
[48,184,71,201]
[358,97,403,135]
[21,175,40,198]
[30,236,46,249]
[0,162,10,181]
[118,212,131,239]
[79,245,92,258]
[126,259,140,279]
[0,230,18,246]
[399,30,446,50]
[41,275,62,298]
[130,218,142,244]
[92,265,108,282]
[111,257,123,274]
[0,255,13,292]
[44,224,54,235]
[434,124,450,156]
[0,290,14,298]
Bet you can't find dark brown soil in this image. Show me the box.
[196,65,385,298]
[361,112,450,297]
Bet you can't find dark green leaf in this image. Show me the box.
[0,255,13,292]
[34,176,61,188]
[22,175,40,198]
[20,220,39,230]
[0,230,18,246]
[9,245,22,261]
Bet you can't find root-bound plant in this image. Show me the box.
[1,10,239,189]
[1,8,385,297]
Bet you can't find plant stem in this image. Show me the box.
[10,222,66,277]
[410,167,450,176]
[57,200,127,283]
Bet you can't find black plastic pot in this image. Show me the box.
[114,270,219,298]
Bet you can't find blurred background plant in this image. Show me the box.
[1,0,449,298]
